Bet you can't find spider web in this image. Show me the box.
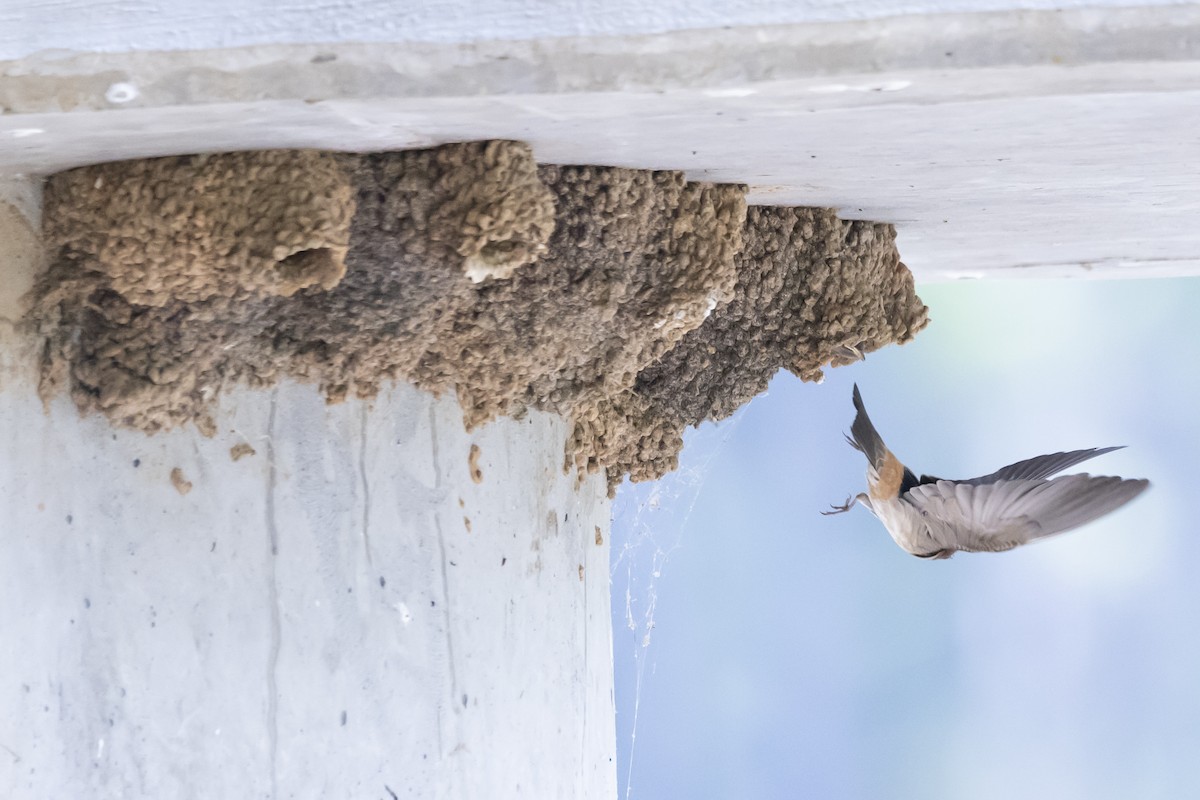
[609,406,750,800]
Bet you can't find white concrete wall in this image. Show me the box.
[1,0,1192,58]
[0,182,616,799]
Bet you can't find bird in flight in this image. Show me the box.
[824,384,1150,558]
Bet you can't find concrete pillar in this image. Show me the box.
[0,179,616,798]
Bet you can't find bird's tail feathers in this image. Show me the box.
[849,384,889,471]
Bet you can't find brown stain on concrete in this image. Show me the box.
[229,442,256,461]
[169,467,193,495]
[468,444,483,484]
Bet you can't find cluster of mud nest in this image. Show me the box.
[28,141,928,492]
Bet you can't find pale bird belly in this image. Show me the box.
[870,498,939,555]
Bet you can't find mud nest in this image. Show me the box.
[28,141,928,491]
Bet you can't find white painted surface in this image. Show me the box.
[0,188,616,798]
[0,0,1193,59]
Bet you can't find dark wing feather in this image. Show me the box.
[847,384,888,471]
[958,447,1126,486]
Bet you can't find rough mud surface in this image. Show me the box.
[572,207,928,486]
[28,141,928,490]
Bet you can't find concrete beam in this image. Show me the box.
[4,7,1200,279]
[0,0,1189,58]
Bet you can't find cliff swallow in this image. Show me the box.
[824,384,1150,558]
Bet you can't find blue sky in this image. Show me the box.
[612,277,1200,800]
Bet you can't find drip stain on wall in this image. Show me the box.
[27,140,928,492]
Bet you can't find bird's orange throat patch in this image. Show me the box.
[870,451,905,500]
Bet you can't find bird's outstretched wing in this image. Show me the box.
[919,447,1127,486]
[960,447,1126,485]
[905,474,1150,553]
